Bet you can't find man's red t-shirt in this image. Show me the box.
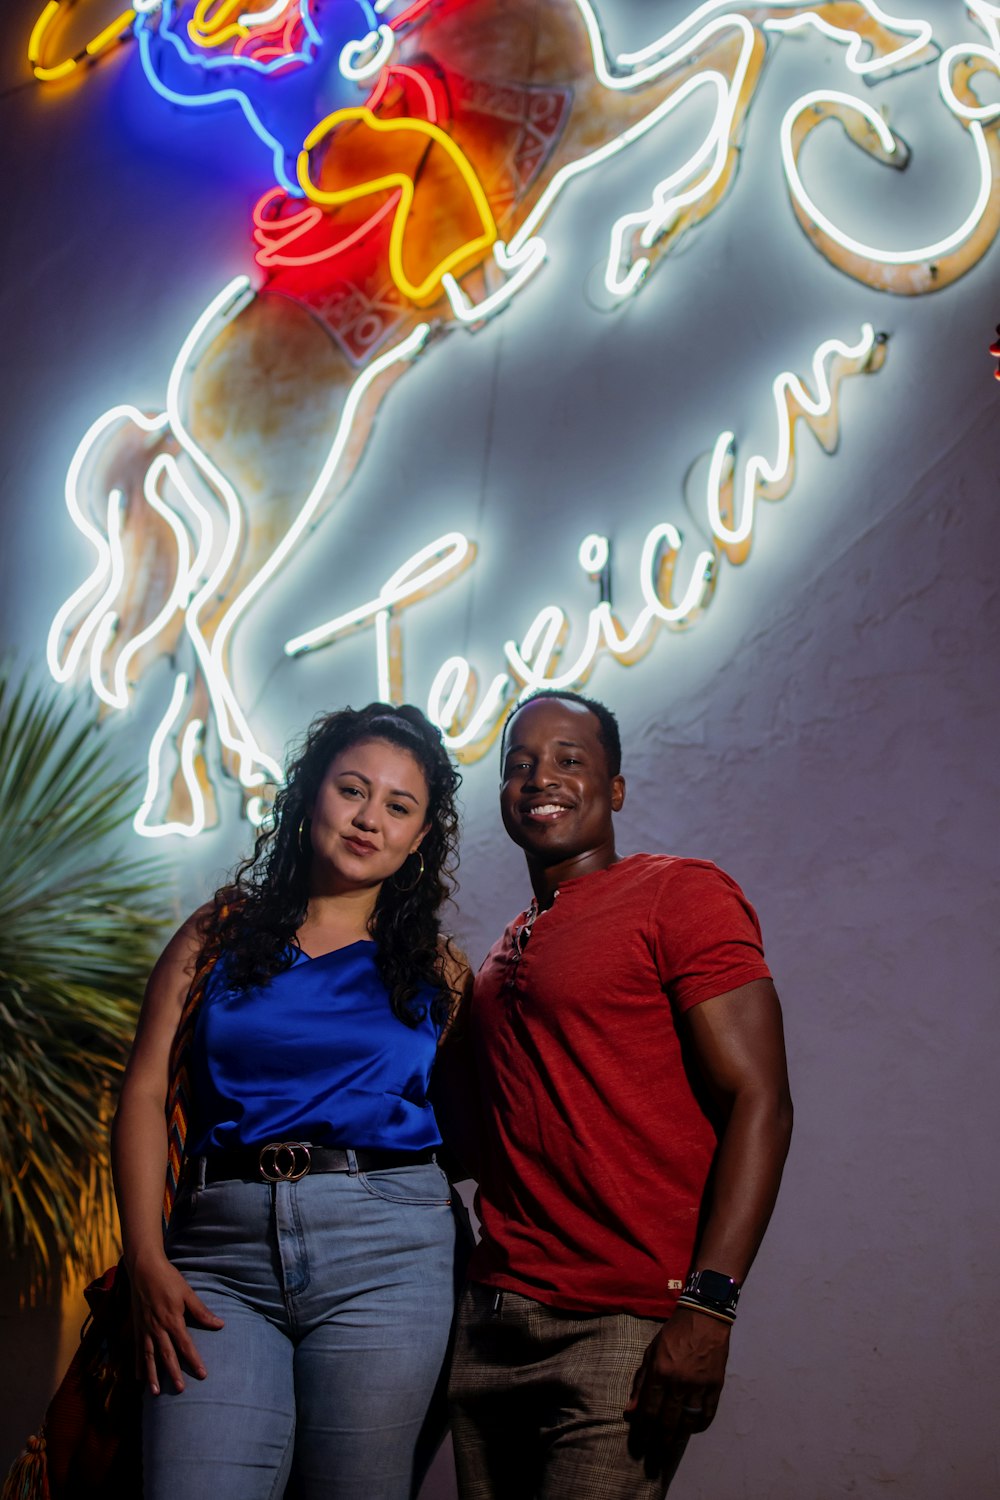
[467,853,772,1319]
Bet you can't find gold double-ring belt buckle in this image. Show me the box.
[258,1141,312,1182]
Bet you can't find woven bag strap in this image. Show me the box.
[162,938,222,1232]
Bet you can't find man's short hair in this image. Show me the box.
[500,690,622,777]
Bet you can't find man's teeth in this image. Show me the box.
[530,805,566,815]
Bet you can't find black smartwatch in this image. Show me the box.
[678,1269,741,1320]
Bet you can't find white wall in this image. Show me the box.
[1,2,998,1494]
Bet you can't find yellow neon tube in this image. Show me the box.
[297,107,497,306]
[187,0,250,50]
[87,12,138,55]
[29,1,136,81]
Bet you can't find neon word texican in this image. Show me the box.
[430,327,886,760]
[46,291,884,835]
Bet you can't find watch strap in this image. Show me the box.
[678,1268,741,1321]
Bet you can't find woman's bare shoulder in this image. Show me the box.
[147,901,216,994]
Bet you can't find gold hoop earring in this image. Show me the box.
[393,850,424,893]
[298,817,311,855]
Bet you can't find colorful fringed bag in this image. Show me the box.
[2,951,216,1500]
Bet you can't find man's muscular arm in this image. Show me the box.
[626,977,793,1443]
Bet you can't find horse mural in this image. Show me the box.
[36,0,1000,833]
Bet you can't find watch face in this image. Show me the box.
[693,1270,739,1305]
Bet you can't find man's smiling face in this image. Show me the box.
[499,696,625,868]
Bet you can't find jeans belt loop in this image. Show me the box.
[195,1153,208,1192]
[346,1147,359,1177]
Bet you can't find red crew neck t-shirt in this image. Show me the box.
[467,853,772,1319]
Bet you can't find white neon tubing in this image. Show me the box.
[427,658,511,751]
[374,607,391,701]
[55,488,127,686]
[89,610,121,709]
[612,0,932,76]
[238,0,292,26]
[284,531,471,655]
[573,0,745,91]
[552,2,943,301]
[500,314,879,695]
[47,406,169,683]
[947,0,1000,58]
[47,504,114,681]
[165,284,282,789]
[159,452,218,592]
[506,607,567,689]
[504,589,690,696]
[98,454,199,711]
[338,25,394,82]
[579,534,610,574]
[503,11,762,289]
[503,530,715,694]
[510,61,738,261]
[638,528,716,622]
[70,284,430,800]
[603,71,733,297]
[47,281,280,798]
[442,238,547,324]
[244,794,270,827]
[761,6,932,77]
[57,0,946,815]
[132,673,207,839]
[505,604,617,694]
[603,2,939,299]
[706,324,877,546]
[780,92,994,266]
[939,2,1000,123]
[221,319,430,659]
[160,277,283,789]
[939,44,1000,121]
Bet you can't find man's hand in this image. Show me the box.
[625,1305,731,1441]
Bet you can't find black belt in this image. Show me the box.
[202,1142,438,1184]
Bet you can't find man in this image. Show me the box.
[448,690,793,1499]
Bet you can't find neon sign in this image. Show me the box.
[36,0,1000,835]
[325,324,885,761]
[30,2,1000,295]
[28,1,138,80]
[46,288,884,829]
[296,107,499,305]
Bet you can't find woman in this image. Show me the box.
[112,702,467,1500]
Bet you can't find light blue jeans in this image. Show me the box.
[144,1155,457,1500]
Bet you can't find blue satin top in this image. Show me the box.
[188,941,443,1154]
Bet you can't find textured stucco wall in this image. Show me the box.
[1,1,998,1494]
[446,370,1000,1500]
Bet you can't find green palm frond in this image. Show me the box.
[0,673,171,1292]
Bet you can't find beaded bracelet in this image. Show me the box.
[675,1295,737,1325]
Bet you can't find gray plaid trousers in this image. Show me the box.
[448,1283,688,1500]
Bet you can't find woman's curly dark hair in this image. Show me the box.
[198,703,462,1027]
